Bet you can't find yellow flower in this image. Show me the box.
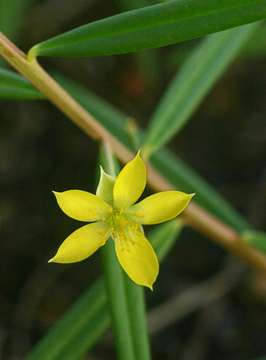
[49,153,194,289]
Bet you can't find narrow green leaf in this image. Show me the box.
[123,220,182,360]
[29,0,266,58]
[243,230,266,253]
[26,279,108,360]
[242,25,266,57]
[0,67,44,100]
[152,219,183,260]
[100,146,143,360]
[123,281,151,360]
[27,221,181,360]
[101,240,136,360]
[101,145,152,360]
[143,23,259,155]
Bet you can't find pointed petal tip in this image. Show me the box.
[143,279,156,291]
[48,257,55,263]
[186,193,195,202]
[113,150,146,209]
[52,191,63,203]
[99,165,114,180]
[99,165,105,174]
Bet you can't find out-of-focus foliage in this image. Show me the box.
[243,230,266,253]
[0,0,34,39]
[143,23,259,155]
[0,67,44,99]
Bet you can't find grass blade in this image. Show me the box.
[143,23,259,155]
[29,0,266,58]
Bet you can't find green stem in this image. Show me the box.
[101,241,135,360]
[101,143,151,360]
[100,144,135,360]
[124,281,151,360]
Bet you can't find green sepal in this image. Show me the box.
[96,166,115,205]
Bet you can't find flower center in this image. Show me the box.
[106,209,138,238]
[105,209,142,252]
[107,209,128,231]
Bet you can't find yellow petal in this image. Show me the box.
[53,190,112,222]
[49,222,110,263]
[113,152,146,210]
[114,224,159,289]
[129,191,194,224]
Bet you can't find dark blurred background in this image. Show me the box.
[0,1,266,359]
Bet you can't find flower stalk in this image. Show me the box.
[101,239,136,360]
[100,144,150,360]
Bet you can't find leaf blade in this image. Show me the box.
[30,0,266,58]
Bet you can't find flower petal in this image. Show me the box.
[114,224,159,289]
[53,190,112,222]
[113,152,146,210]
[129,191,194,224]
[49,222,110,263]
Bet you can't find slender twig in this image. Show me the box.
[1,32,266,273]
